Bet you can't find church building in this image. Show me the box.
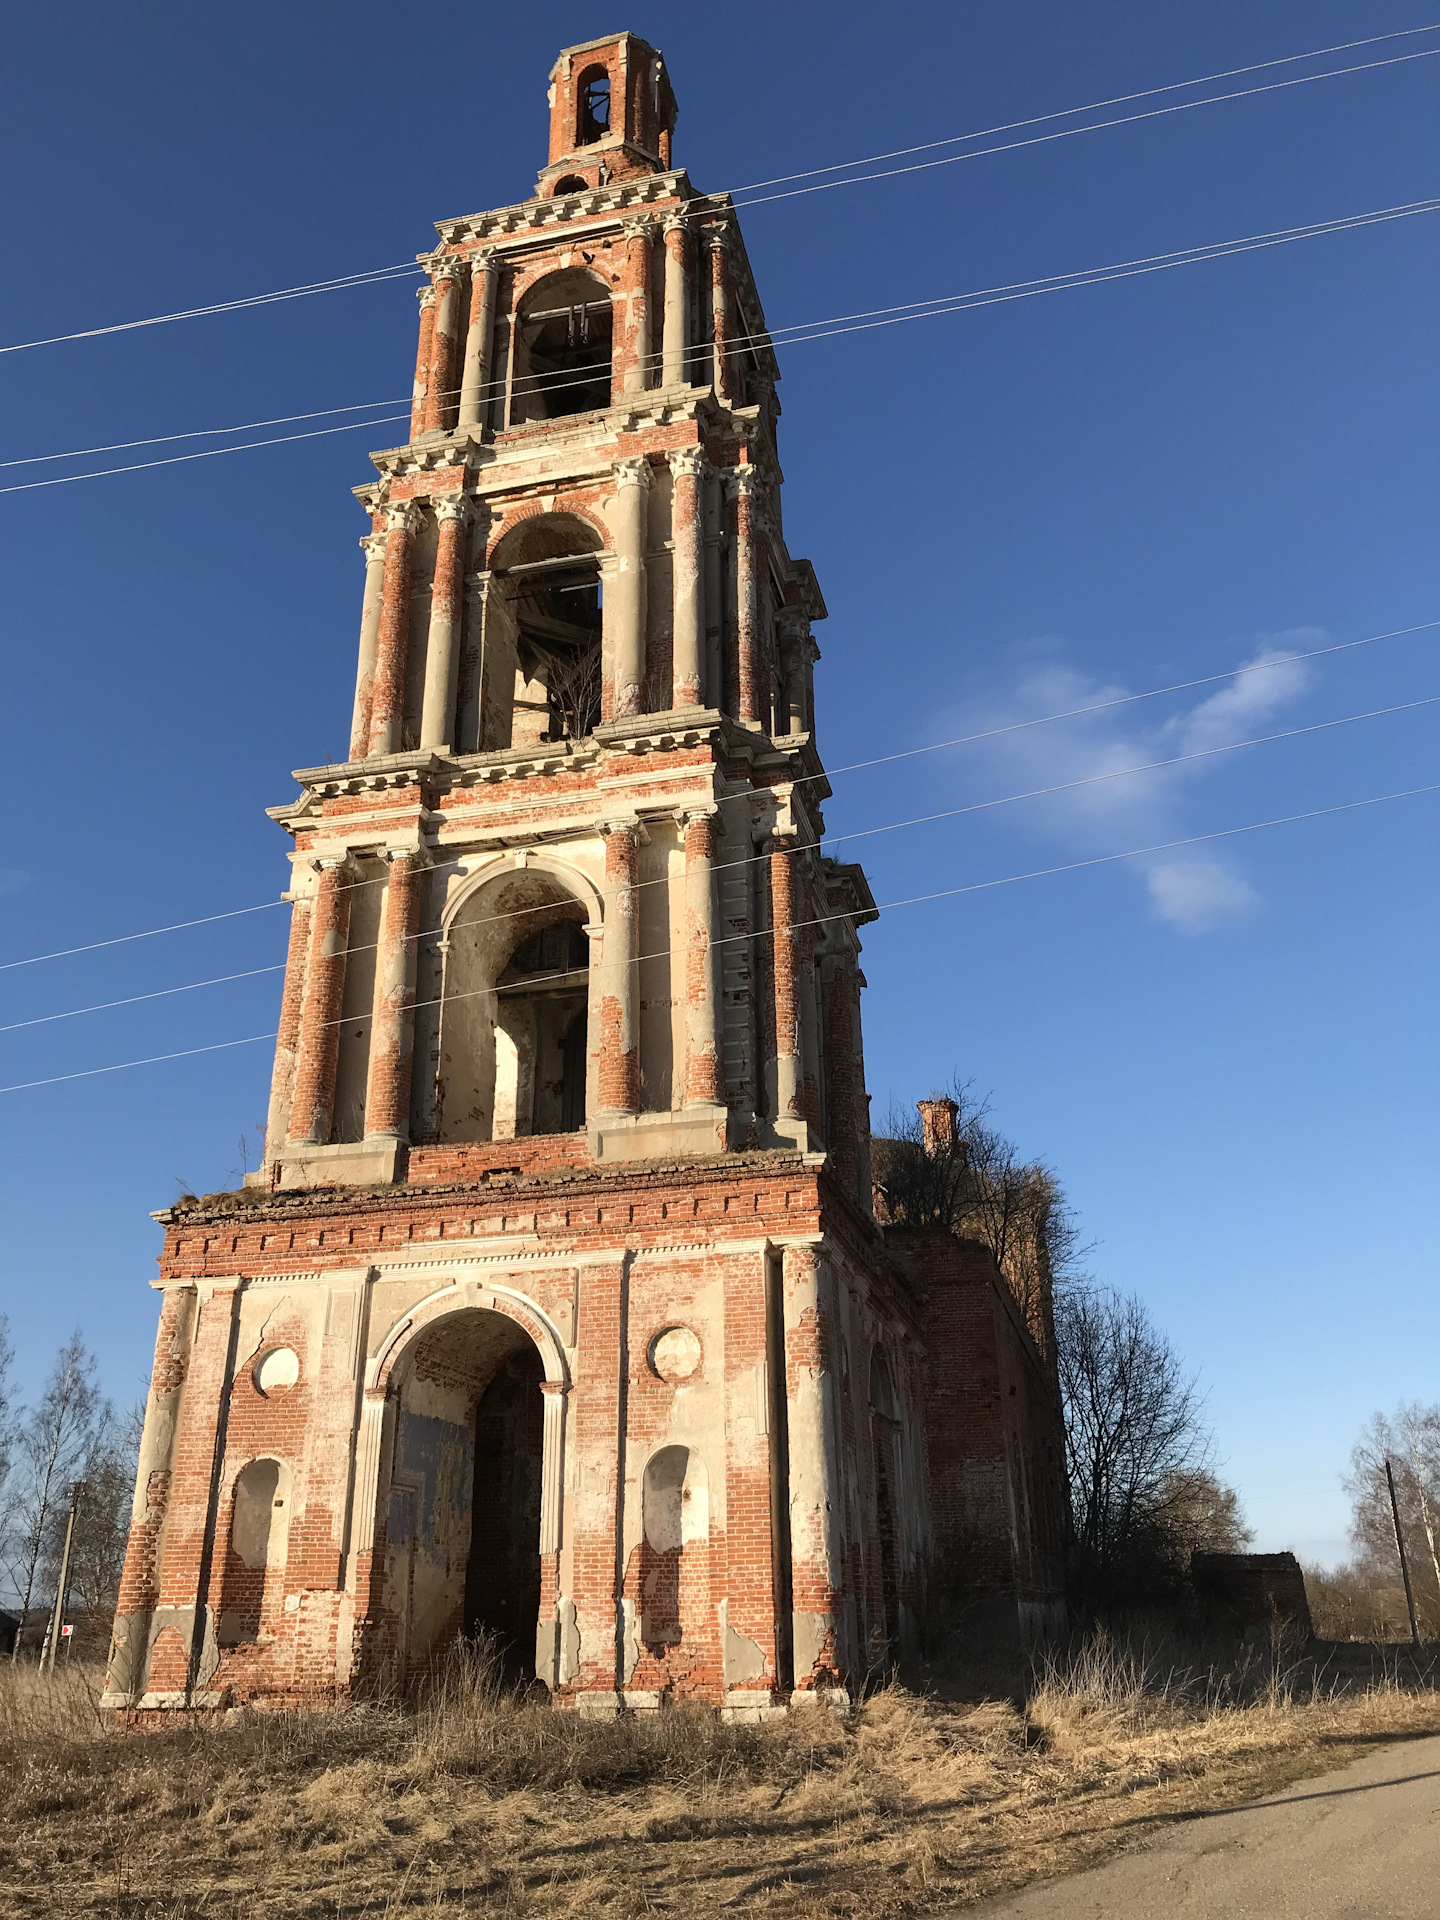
[105,34,1067,1718]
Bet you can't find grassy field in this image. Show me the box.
[3,1636,1438,1918]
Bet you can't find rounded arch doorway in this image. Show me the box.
[381,1307,549,1681]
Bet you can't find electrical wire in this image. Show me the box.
[3,777,1435,1096]
[2,618,1433,973]
[9,196,1436,477]
[6,688,1436,1031]
[3,26,1435,357]
[723,46,1440,209]
[724,23,1440,192]
[4,196,1436,496]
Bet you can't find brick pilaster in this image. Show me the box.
[363,849,422,1139]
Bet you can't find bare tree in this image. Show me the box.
[873,1079,1086,1355]
[1055,1286,1212,1603]
[0,1315,15,1517]
[1344,1404,1440,1635]
[1155,1466,1253,1566]
[2,1333,106,1659]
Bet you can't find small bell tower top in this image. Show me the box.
[540,32,678,195]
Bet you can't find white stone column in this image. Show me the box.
[669,447,705,707]
[661,215,688,387]
[597,820,640,1114]
[348,527,388,762]
[622,219,657,394]
[457,251,499,429]
[682,809,723,1107]
[607,459,650,718]
[419,496,468,749]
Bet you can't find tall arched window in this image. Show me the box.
[578,67,610,145]
[511,268,612,422]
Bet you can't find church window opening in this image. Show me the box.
[512,268,612,421]
[552,174,588,197]
[495,918,590,1138]
[578,68,610,145]
[515,562,602,742]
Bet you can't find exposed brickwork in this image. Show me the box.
[106,36,1068,1719]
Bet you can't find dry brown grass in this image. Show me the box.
[3,1635,1439,1919]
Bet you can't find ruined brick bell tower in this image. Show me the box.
[106,34,935,1717]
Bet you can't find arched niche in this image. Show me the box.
[511,266,613,423]
[434,861,597,1144]
[216,1457,291,1647]
[479,511,605,751]
[640,1444,709,1653]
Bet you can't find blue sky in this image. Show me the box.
[1,2,1435,1566]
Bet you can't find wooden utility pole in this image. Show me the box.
[1385,1457,1423,1650]
[41,1482,81,1677]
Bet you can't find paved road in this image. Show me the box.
[972,1733,1440,1919]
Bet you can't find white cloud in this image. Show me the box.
[1144,857,1259,933]
[932,628,1323,931]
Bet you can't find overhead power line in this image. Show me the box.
[2,778,1436,1097]
[727,22,1440,192]
[1,617,1433,975]
[3,196,1436,496]
[5,686,1436,1033]
[7,197,1436,478]
[2,24,1435,357]
[724,45,1440,209]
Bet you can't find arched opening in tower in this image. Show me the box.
[434,869,592,1145]
[481,512,604,751]
[577,66,610,145]
[512,267,612,421]
[381,1311,547,1683]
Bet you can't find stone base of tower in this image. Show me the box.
[105,1151,930,1718]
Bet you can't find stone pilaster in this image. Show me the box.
[348,528,388,761]
[607,459,650,718]
[732,467,760,724]
[419,495,468,749]
[682,809,723,1106]
[598,821,639,1114]
[363,848,424,1140]
[263,888,314,1161]
[457,251,499,427]
[367,504,416,756]
[669,447,705,706]
[661,215,688,387]
[288,858,353,1146]
[424,262,464,434]
[709,225,733,402]
[409,285,436,441]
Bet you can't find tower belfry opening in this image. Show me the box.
[106,31,1068,1727]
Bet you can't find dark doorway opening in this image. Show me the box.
[464,1346,545,1673]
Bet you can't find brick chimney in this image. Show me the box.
[917,1097,959,1156]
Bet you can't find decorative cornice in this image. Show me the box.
[432,171,695,247]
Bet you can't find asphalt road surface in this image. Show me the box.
[972,1732,1440,1919]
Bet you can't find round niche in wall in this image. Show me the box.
[253,1346,300,1395]
[649,1325,702,1384]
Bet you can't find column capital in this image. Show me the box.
[624,215,661,243]
[599,816,638,840]
[668,445,707,481]
[680,804,719,828]
[416,284,437,311]
[614,457,653,491]
[433,492,470,525]
[708,222,733,255]
[315,853,356,875]
[384,501,420,535]
[360,528,389,561]
[430,253,466,285]
[661,211,689,236]
[729,462,758,500]
[381,841,429,866]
